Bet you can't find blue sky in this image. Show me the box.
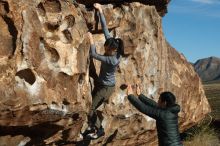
[162,0,220,63]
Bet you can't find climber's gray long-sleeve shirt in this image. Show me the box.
[90,12,121,86]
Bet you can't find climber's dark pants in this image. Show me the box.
[89,57,115,129]
[89,83,115,129]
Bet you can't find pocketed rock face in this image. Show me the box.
[0,0,210,146]
[0,0,90,143]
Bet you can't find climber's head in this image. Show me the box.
[158,92,176,108]
[104,38,124,56]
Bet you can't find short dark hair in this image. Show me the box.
[160,92,176,107]
[104,37,124,56]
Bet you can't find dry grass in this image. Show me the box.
[204,82,220,120]
[183,82,220,146]
[183,116,220,146]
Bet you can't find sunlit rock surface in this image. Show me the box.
[0,0,210,145]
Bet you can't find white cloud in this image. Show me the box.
[191,0,220,4]
[167,1,220,18]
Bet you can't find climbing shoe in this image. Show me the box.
[86,127,105,140]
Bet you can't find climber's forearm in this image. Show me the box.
[97,7,103,14]
[89,38,94,45]
[94,3,111,39]
[99,12,111,39]
[94,3,103,14]
[87,32,94,45]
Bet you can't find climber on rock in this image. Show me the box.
[85,3,124,140]
[127,84,183,146]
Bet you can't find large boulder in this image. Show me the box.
[0,0,210,145]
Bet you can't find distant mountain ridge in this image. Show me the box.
[194,56,220,82]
